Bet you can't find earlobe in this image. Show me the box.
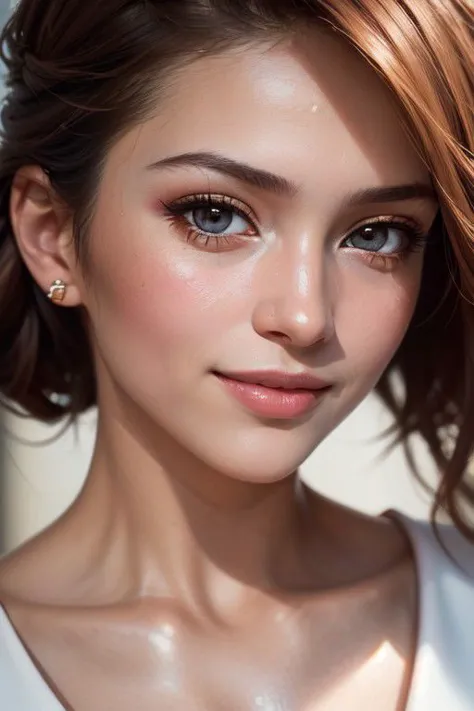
[9,165,83,307]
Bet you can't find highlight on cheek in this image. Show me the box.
[160,192,260,252]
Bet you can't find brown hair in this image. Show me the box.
[0,1,473,535]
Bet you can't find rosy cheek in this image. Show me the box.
[107,262,209,346]
[87,219,241,359]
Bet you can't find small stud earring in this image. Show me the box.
[47,279,67,304]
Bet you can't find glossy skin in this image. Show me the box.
[0,28,438,710]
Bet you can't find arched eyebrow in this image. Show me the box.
[146,150,437,205]
[146,151,297,195]
[344,183,437,207]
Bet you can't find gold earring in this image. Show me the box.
[47,279,67,304]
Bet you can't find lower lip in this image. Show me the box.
[215,374,329,419]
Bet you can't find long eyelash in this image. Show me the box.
[161,193,255,224]
[389,221,429,253]
[345,219,430,272]
[160,193,257,248]
[352,219,429,255]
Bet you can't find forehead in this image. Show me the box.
[109,28,430,196]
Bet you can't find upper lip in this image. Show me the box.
[216,370,331,391]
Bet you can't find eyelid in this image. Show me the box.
[163,192,259,226]
[339,214,428,251]
[342,214,423,236]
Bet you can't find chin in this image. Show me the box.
[187,424,326,484]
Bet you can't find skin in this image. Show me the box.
[0,28,439,711]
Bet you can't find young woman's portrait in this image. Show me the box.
[0,1,473,709]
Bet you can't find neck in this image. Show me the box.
[64,410,312,615]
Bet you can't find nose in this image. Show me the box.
[251,242,335,349]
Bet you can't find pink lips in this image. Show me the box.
[214,370,331,419]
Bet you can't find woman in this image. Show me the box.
[0,0,473,708]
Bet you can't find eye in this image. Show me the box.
[341,221,425,256]
[184,205,251,236]
[162,193,258,248]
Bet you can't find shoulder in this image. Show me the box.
[386,512,474,708]
[392,513,474,667]
[392,512,474,581]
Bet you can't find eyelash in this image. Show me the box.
[161,192,429,264]
[162,193,258,249]
[344,218,428,271]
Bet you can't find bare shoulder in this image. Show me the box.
[0,537,42,604]
[0,517,77,609]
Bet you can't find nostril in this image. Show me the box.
[267,330,290,341]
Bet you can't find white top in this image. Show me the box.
[1,514,474,710]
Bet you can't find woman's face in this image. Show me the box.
[80,30,438,482]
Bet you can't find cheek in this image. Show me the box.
[82,217,248,375]
[339,265,421,379]
[91,256,211,357]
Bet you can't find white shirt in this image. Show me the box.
[1,513,474,710]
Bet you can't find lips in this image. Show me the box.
[215,370,330,392]
[213,370,331,419]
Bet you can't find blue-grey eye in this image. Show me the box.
[185,206,250,235]
[344,224,407,253]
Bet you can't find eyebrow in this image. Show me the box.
[345,183,437,207]
[146,151,296,195]
[146,150,437,205]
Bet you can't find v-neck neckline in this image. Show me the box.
[0,513,434,711]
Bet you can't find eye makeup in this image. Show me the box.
[161,193,259,251]
[159,190,431,268]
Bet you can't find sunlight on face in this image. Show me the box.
[81,28,438,483]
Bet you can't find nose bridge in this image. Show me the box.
[292,233,319,300]
[253,231,334,347]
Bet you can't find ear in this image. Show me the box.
[9,165,83,306]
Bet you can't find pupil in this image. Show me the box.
[362,227,376,242]
[209,208,222,223]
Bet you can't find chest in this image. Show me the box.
[25,601,414,711]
